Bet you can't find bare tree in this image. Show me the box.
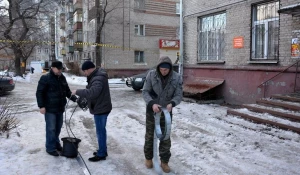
[95,0,123,67]
[0,0,57,76]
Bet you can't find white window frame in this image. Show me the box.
[176,3,180,15]
[134,51,144,63]
[198,12,226,61]
[251,1,279,60]
[135,25,145,36]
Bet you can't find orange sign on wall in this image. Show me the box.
[233,37,244,48]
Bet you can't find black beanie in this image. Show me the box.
[51,61,63,69]
[81,61,95,71]
[159,63,171,69]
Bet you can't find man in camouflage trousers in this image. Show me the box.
[142,56,183,173]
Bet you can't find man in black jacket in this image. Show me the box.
[36,61,77,156]
[72,61,112,162]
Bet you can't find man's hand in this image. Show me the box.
[40,107,46,114]
[152,104,161,113]
[166,104,173,112]
[71,90,77,95]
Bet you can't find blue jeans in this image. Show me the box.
[45,112,63,152]
[94,114,109,157]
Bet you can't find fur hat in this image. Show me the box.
[51,61,63,69]
[81,61,95,71]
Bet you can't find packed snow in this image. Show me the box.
[0,72,299,175]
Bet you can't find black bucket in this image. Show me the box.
[61,137,81,158]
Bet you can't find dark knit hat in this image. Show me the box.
[159,63,171,69]
[81,61,95,71]
[51,61,63,69]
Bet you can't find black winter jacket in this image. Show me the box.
[36,70,74,113]
[76,68,112,115]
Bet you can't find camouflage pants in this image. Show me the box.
[144,108,172,163]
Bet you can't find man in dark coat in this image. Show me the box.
[72,61,112,162]
[36,61,77,156]
[142,56,183,173]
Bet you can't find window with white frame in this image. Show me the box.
[176,3,180,15]
[198,12,226,61]
[135,25,145,36]
[134,0,145,9]
[251,1,279,60]
[134,51,144,63]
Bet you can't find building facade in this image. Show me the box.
[55,0,180,76]
[183,0,300,104]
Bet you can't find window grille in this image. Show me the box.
[251,1,279,60]
[198,13,226,61]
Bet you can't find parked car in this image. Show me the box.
[126,70,151,91]
[125,65,178,91]
[0,76,15,93]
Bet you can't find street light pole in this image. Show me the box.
[178,0,183,78]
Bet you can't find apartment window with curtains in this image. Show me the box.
[251,1,279,60]
[198,12,226,61]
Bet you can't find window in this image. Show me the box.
[176,3,180,15]
[134,51,144,63]
[44,48,48,54]
[252,1,279,60]
[135,25,145,36]
[74,31,83,42]
[198,13,226,61]
[37,48,41,53]
[73,11,83,23]
[134,0,145,9]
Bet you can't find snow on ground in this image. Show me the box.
[0,72,300,175]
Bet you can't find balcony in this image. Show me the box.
[60,36,66,43]
[73,22,82,31]
[88,5,97,21]
[74,0,83,12]
[68,46,74,53]
[73,30,82,42]
[67,12,73,20]
[60,13,65,29]
[67,30,73,39]
[74,42,83,51]
[61,49,66,55]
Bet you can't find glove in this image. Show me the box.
[77,97,88,111]
[70,95,78,102]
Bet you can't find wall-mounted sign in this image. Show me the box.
[233,36,244,48]
[292,38,300,57]
[159,39,180,49]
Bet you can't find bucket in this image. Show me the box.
[61,137,81,158]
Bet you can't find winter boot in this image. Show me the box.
[145,159,153,169]
[88,155,106,162]
[161,162,171,173]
